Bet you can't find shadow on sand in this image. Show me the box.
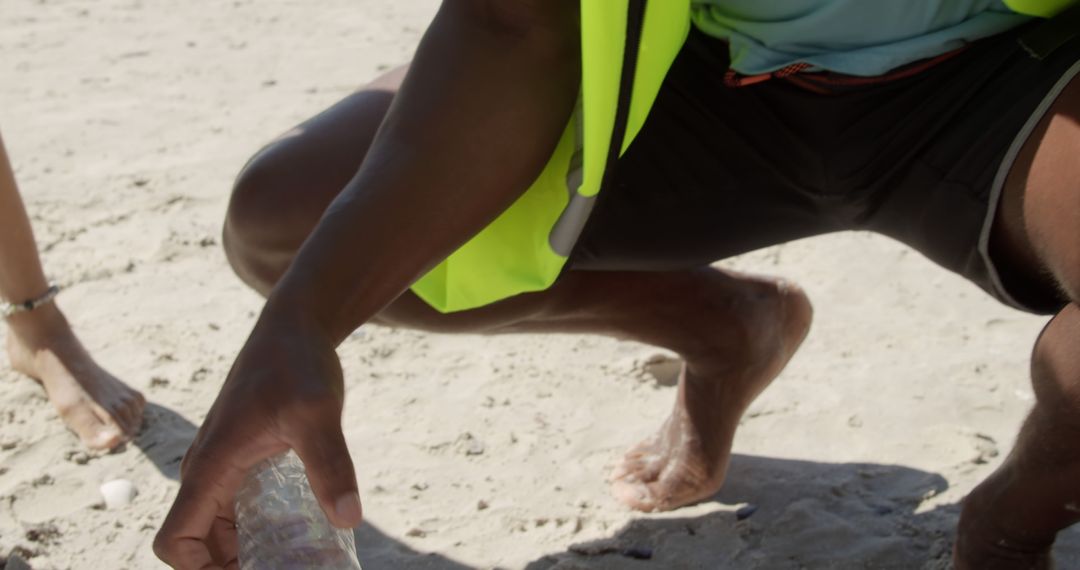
[524,454,1080,569]
[349,454,1080,569]
[354,523,474,570]
[122,403,1080,569]
[131,401,198,480]
[526,454,954,570]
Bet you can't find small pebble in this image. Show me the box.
[477,500,489,511]
[569,539,618,556]
[621,546,653,560]
[100,479,138,509]
[65,450,90,465]
[735,504,759,521]
[456,433,486,456]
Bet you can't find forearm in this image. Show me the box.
[259,0,580,343]
[0,131,51,303]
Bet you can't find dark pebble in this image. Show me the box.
[621,546,653,560]
[735,504,759,521]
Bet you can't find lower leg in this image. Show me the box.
[417,267,809,510]
[0,132,144,451]
[956,70,1080,567]
[0,131,50,301]
[385,266,812,511]
[956,305,1080,568]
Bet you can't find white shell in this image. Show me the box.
[99,478,138,509]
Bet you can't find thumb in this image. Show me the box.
[292,426,363,529]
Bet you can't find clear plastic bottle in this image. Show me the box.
[235,450,362,569]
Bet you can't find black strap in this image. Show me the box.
[1019,2,1080,60]
[598,0,647,195]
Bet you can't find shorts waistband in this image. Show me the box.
[723,46,971,94]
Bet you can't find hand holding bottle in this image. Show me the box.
[154,318,362,570]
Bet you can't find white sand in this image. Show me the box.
[1,1,1079,568]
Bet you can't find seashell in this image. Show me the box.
[100,478,137,509]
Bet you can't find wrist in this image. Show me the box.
[260,251,396,345]
[256,286,342,347]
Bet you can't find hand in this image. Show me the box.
[153,316,363,569]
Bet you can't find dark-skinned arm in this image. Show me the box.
[154,1,580,568]
[272,0,579,342]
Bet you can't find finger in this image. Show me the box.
[291,426,362,529]
[155,453,247,569]
[206,515,239,567]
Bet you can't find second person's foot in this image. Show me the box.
[6,305,145,450]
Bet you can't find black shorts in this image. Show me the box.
[569,20,1080,315]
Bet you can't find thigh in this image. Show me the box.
[991,17,1080,312]
[569,31,838,272]
[998,66,1080,305]
[862,19,1080,314]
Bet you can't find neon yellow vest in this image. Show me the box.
[411,0,1075,314]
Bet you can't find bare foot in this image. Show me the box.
[5,304,145,450]
[611,273,812,512]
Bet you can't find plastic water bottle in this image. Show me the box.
[235,450,362,569]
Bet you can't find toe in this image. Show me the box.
[89,400,136,447]
[616,450,668,482]
[619,444,656,463]
[58,401,124,450]
[611,479,659,512]
[94,383,145,438]
[116,390,146,436]
[93,419,129,450]
[93,397,133,438]
[610,463,634,482]
[611,456,647,482]
[89,428,126,450]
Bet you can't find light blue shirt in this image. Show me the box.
[692,0,1033,76]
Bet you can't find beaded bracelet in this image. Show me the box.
[1,284,60,318]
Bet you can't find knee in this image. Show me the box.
[225,149,275,250]
[1021,77,1080,300]
[222,146,299,292]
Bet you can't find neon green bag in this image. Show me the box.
[1005,0,1075,17]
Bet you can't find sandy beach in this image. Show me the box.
[2,0,1079,568]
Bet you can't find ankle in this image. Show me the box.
[5,303,75,353]
[955,482,1057,569]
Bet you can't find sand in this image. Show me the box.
[1,0,1079,568]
